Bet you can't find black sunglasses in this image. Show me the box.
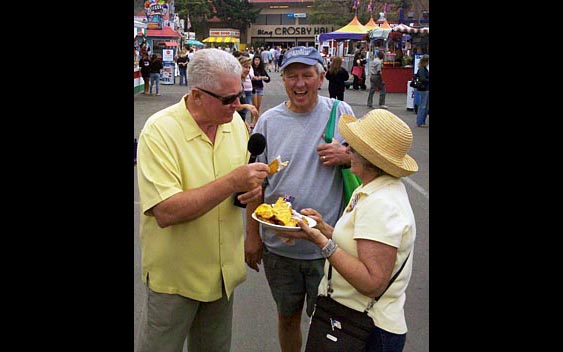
[343,142,356,153]
[197,87,242,105]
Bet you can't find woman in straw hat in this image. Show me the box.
[282,109,418,352]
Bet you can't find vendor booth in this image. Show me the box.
[203,29,241,51]
[390,23,429,57]
[318,16,369,71]
[367,20,410,93]
[367,22,429,93]
[146,26,182,58]
[144,27,181,85]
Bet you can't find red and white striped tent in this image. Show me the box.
[392,24,429,34]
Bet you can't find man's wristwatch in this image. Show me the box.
[321,239,338,258]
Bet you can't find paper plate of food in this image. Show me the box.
[252,197,317,232]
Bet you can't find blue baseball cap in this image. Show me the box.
[280,46,324,70]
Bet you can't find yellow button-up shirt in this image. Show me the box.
[137,95,249,301]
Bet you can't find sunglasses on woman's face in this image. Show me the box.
[197,87,242,105]
[343,142,356,154]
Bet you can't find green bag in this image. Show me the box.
[325,99,362,205]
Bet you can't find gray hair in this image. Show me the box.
[281,62,325,75]
[187,49,242,91]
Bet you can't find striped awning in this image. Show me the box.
[202,36,240,43]
[392,24,429,34]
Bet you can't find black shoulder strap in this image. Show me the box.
[327,251,411,302]
[374,251,410,300]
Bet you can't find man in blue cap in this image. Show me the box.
[245,46,356,352]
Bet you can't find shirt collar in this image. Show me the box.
[356,174,398,196]
[175,94,233,142]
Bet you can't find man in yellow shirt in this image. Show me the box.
[136,48,270,352]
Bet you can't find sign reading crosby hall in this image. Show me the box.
[252,25,336,37]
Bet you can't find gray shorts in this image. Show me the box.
[263,250,325,317]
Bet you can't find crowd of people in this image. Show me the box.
[322,44,428,125]
[138,52,163,96]
[136,42,428,126]
[135,44,427,352]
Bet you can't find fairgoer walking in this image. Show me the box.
[367,51,388,109]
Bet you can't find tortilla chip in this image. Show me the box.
[268,156,289,174]
[255,203,274,219]
[268,159,279,174]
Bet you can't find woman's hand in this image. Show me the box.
[276,207,333,245]
[275,218,327,248]
[300,208,333,238]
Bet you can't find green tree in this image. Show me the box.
[174,0,213,34]
[133,0,145,14]
[307,0,419,25]
[308,1,346,26]
[308,0,375,26]
[211,0,260,30]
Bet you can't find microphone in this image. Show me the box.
[247,133,266,163]
[234,133,267,208]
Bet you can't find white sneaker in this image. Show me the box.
[379,105,389,109]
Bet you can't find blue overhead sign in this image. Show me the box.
[286,13,306,18]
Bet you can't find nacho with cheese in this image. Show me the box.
[253,197,308,227]
[268,156,289,174]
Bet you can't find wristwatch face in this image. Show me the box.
[322,240,337,258]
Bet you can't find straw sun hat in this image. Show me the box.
[338,109,418,177]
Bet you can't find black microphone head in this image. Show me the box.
[248,133,266,156]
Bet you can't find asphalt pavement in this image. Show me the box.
[134,68,429,352]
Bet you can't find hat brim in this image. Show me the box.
[280,58,321,70]
[338,114,418,177]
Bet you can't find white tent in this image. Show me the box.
[368,20,392,40]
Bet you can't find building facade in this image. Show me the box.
[245,0,429,49]
[247,0,334,48]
